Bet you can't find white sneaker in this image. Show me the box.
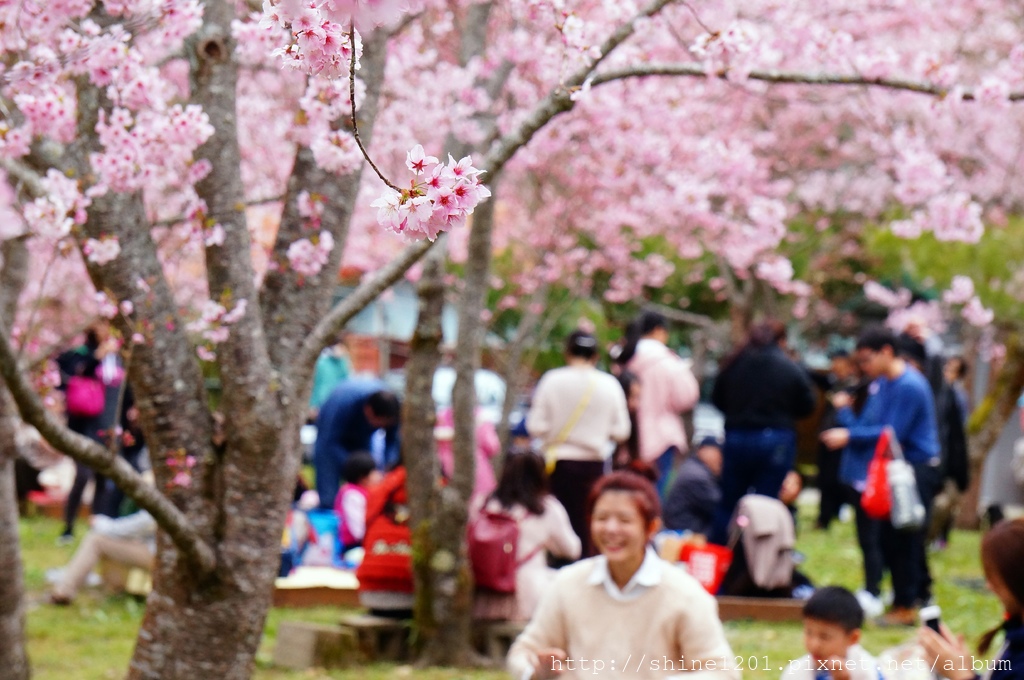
[856,590,885,618]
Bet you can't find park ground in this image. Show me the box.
[19,499,1000,680]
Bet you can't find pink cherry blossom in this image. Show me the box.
[942,276,975,305]
[961,296,994,327]
[83,236,122,265]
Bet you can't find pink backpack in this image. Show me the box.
[66,375,105,418]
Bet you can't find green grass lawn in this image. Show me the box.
[18,504,1001,680]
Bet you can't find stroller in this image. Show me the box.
[718,494,803,597]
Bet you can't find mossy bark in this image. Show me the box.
[957,332,1024,529]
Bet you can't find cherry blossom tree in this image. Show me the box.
[3,0,1024,676]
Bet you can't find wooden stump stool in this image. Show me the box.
[338,614,410,662]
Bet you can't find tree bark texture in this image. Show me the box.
[402,251,480,665]
[0,236,35,680]
[957,332,1024,529]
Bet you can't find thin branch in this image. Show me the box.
[680,1,715,35]
[150,193,285,229]
[589,62,1024,101]
[0,313,217,574]
[349,23,400,192]
[647,302,719,330]
[14,244,59,364]
[294,237,436,376]
[482,0,677,174]
[0,157,47,198]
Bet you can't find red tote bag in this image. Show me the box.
[861,427,893,520]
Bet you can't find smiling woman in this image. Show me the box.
[506,471,739,680]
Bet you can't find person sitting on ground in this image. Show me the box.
[507,471,738,680]
[919,518,1024,680]
[472,448,581,623]
[663,436,723,538]
[355,461,413,619]
[334,451,383,556]
[782,585,881,680]
[50,507,156,605]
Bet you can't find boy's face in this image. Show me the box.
[803,618,859,667]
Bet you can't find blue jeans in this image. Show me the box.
[314,445,349,510]
[710,428,796,545]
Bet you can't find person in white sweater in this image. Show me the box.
[527,330,631,555]
[507,471,738,680]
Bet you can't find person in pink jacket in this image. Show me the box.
[619,311,700,497]
[434,405,501,508]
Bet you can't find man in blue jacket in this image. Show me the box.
[314,379,401,509]
[821,326,941,626]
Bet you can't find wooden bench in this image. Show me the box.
[338,614,410,662]
[272,621,358,670]
[716,596,805,622]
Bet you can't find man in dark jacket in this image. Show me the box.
[314,379,400,509]
[663,437,723,537]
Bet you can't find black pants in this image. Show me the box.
[64,461,114,536]
[549,459,605,558]
[880,462,941,608]
[841,484,884,596]
[817,444,845,529]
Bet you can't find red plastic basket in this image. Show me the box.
[679,543,733,594]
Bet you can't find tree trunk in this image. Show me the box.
[728,301,752,346]
[495,283,549,455]
[0,421,30,680]
[956,332,1024,530]
[127,429,300,679]
[404,249,480,666]
[0,236,31,680]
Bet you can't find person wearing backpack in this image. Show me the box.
[471,449,580,622]
[55,319,126,543]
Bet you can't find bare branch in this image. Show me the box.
[483,0,677,174]
[589,62,1024,101]
[0,158,46,198]
[293,237,436,379]
[646,302,719,330]
[349,23,400,192]
[0,314,216,573]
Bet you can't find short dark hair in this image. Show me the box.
[587,470,661,528]
[855,326,897,353]
[343,451,377,484]
[803,586,864,632]
[896,333,927,367]
[566,330,598,360]
[366,390,400,420]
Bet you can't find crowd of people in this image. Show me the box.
[20,310,1024,679]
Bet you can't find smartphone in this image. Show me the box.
[919,604,941,633]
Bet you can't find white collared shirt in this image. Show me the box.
[586,546,663,601]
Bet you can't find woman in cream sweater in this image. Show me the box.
[507,471,738,680]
